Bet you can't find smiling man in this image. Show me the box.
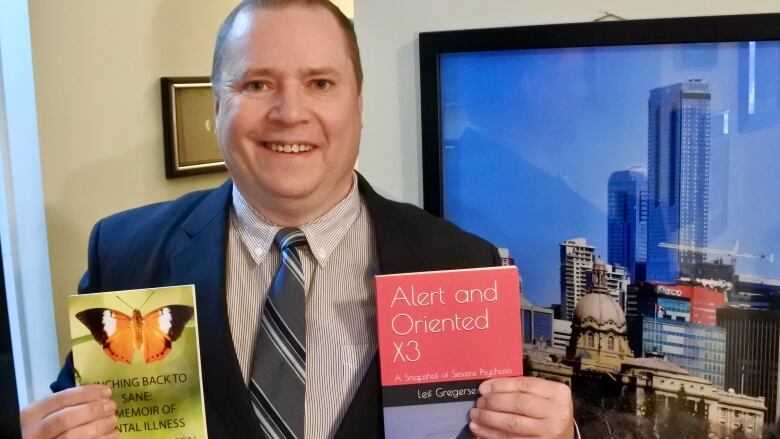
[212,2,363,227]
[21,1,575,438]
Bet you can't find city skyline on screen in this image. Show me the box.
[440,41,780,307]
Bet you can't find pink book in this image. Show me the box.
[375,266,523,439]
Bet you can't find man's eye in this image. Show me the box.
[313,79,329,90]
[248,81,265,91]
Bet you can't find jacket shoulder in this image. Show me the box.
[98,186,218,239]
[358,175,499,272]
[80,182,231,292]
[379,197,496,251]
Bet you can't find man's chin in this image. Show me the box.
[235,171,352,211]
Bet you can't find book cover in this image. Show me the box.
[68,285,208,438]
[375,266,523,439]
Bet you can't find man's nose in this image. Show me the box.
[268,86,306,125]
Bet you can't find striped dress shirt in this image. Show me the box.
[226,174,379,438]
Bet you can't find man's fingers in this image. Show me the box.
[479,376,567,400]
[35,398,115,439]
[469,407,544,438]
[52,414,117,439]
[473,377,575,439]
[475,393,552,420]
[23,385,111,424]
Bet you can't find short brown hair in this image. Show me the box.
[211,0,363,91]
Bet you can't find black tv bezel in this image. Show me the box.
[419,13,780,217]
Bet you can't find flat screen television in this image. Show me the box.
[420,14,780,432]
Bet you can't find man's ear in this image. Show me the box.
[213,90,222,134]
[213,90,221,117]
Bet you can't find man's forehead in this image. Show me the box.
[224,6,349,67]
[228,7,257,40]
[226,5,342,46]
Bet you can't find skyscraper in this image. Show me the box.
[627,285,727,389]
[604,265,629,311]
[560,238,628,320]
[561,238,595,321]
[717,307,780,424]
[521,297,554,346]
[647,80,711,283]
[608,166,648,283]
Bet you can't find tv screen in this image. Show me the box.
[420,14,780,432]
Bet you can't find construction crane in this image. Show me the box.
[658,241,775,265]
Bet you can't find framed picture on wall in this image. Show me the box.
[160,76,226,178]
[419,13,780,434]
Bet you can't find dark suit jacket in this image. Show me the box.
[52,174,500,438]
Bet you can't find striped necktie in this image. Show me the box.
[249,228,307,439]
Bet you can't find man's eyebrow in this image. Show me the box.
[301,67,341,77]
[241,68,278,78]
[236,67,342,79]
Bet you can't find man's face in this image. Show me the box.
[214,5,362,222]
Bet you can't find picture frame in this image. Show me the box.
[160,76,226,178]
[419,13,780,434]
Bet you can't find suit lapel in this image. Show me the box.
[333,354,382,439]
[168,181,264,439]
[337,173,488,438]
[334,174,411,439]
[357,172,421,274]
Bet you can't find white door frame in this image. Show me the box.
[0,0,60,406]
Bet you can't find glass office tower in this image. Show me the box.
[521,297,554,345]
[717,307,780,424]
[647,80,711,283]
[608,166,648,283]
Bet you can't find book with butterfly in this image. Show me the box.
[69,285,208,438]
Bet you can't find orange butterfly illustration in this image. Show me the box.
[76,292,194,364]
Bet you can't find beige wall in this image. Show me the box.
[29,0,354,359]
[30,0,234,360]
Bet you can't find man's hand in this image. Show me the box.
[20,385,118,439]
[468,376,575,439]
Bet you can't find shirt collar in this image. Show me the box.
[231,173,361,268]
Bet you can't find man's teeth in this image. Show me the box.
[266,143,314,153]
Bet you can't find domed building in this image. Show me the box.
[566,260,634,371]
[523,258,767,437]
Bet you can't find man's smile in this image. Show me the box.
[263,142,316,154]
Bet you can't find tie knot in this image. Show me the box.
[274,227,307,251]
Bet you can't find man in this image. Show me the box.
[21,1,575,438]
